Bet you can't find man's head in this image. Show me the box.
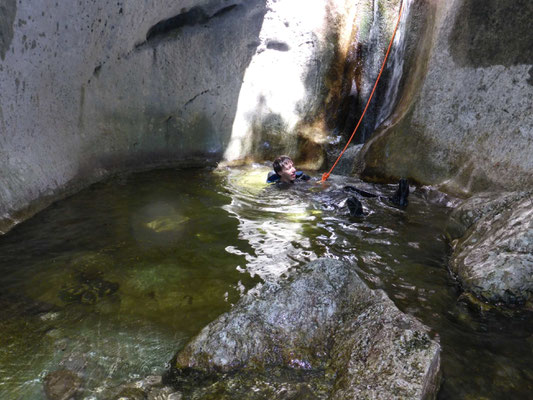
[273,155,296,183]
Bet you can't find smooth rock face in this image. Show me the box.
[173,258,441,399]
[0,0,268,233]
[449,192,533,305]
[359,0,533,195]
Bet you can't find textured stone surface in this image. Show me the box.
[330,299,441,400]
[175,258,358,372]
[172,258,441,399]
[446,191,532,240]
[449,193,533,305]
[358,0,533,196]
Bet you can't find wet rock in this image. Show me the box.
[165,367,330,399]
[416,186,462,209]
[58,270,119,305]
[175,258,352,372]
[172,258,440,399]
[146,386,182,400]
[330,303,441,399]
[445,191,532,240]
[43,369,82,400]
[449,193,533,306]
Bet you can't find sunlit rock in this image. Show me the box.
[144,215,191,233]
[131,202,190,245]
[446,191,531,240]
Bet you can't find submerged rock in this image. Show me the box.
[43,369,82,400]
[449,192,533,306]
[171,258,440,399]
[58,270,119,305]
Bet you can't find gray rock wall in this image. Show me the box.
[358,0,533,196]
[0,0,267,233]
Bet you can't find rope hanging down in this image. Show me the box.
[321,1,405,182]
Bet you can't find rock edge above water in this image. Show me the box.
[447,191,533,307]
[170,258,441,399]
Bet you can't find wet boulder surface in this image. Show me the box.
[447,191,533,307]
[165,258,441,399]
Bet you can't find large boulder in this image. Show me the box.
[171,258,441,399]
[448,192,533,306]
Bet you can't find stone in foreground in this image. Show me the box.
[172,258,440,399]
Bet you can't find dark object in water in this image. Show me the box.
[347,196,365,217]
[343,186,378,198]
[58,272,119,305]
[389,178,409,208]
[344,179,409,209]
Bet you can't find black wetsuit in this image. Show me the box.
[344,178,409,216]
[266,171,311,185]
[266,171,408,216]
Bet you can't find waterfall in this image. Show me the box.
[374,0,413,129]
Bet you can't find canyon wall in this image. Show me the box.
[0,0,273,232]
[358,0,533,196]
[1,0,382,233]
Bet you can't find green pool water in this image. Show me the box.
[0,166,531,399]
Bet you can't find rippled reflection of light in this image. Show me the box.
[221,166,320,280]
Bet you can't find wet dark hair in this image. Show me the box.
[273,155,293,174]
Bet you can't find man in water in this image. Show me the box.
[266,155,311,186]
[267,155,409,216]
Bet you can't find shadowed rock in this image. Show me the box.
[448,192,533,306]
[171,258,441,399]
[43,369,82,400]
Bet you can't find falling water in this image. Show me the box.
[374,0,414,128]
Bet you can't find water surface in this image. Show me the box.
[0,166,531,399]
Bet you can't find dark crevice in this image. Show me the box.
[184,90,210,107]
[266,40,290,52]
[144,4,240,45]
[212,4,239,18]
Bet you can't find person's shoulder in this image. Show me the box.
[267,171,280,183]
[295,171,311,181]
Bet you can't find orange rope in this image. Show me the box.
[321,1,405,182]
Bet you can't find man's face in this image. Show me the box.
[279,161,296,183]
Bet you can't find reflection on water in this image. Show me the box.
[0,166,531,399]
